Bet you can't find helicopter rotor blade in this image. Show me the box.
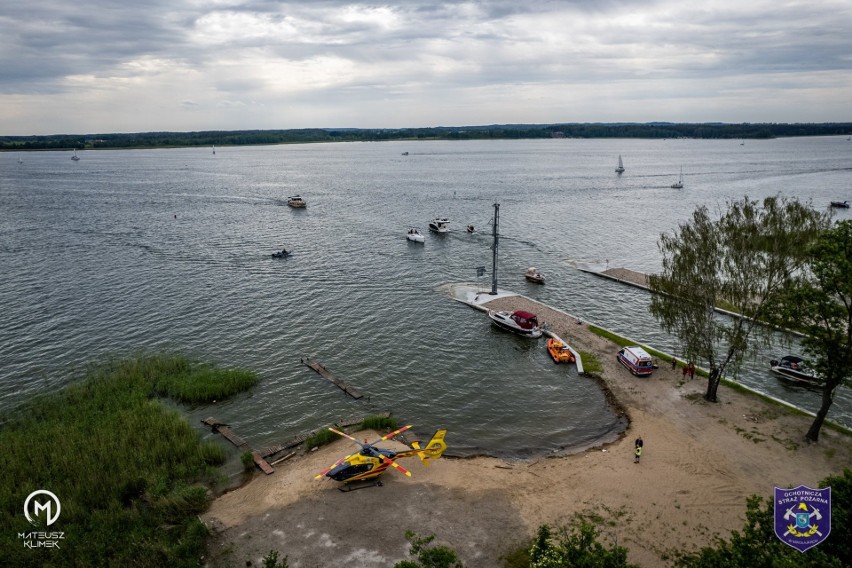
[379,454,412,477]
[366,424,413,447]
[328,427,369,449]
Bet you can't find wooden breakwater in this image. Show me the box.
[301,357,363,399]
[201,417,274,475]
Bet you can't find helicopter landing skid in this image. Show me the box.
[338,479,383,492]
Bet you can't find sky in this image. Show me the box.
[2,1,852,135]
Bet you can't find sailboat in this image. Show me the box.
[615,155,625,174]
[71,148,80,161]
[671,167,684,189]
[212,145,216,155]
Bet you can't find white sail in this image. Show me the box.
[615,155,625,173]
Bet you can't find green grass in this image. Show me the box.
[0,354,256,568]
[578,351,603,376]
[360,415,398,431]
[303,428,341,449]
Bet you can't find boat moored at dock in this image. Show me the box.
[770,356,823,388]
[487,309,542,338]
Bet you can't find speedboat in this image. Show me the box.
[830,200,849,208]
[487,310,542,338]
[524,267,545,284]
[406,227,425,243]
[547,338,575,363]
[271,248,290,258]
[287,195,306,208]
[429,218,449,233]
[770,356,823,387]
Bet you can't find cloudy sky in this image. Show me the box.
[2,1,851,135]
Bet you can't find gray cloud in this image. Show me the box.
[1,1,851,134]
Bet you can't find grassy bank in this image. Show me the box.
[0,354,258,567]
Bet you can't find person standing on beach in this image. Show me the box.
[671,358,677,370]
[688,362,696,380]
[634,436,643,463]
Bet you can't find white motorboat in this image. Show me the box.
[487,310,542,338]
[406,227,425,243]
[769,356,823,388]
[524,267,545,284]
[429,218,449,233]
[287,195,306,208]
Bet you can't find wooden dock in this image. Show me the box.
[302,358,363,399]
[201,417,274,475]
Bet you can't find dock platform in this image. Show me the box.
[302,358,363,399]
[202,417,274,475]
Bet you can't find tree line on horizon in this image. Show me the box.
[3,122,852,151]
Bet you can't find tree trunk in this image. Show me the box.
[704,367,721,403]
[805,383,836,443]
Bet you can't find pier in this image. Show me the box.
[301,357,363,399]
[201,417,275,475]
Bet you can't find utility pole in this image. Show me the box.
[490,203,499,295]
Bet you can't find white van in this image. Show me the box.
[617,346,655,376]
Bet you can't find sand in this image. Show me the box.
[202,294,851,568]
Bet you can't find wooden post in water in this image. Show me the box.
[490,202,500,295]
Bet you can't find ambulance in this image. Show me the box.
[617,346,655,376]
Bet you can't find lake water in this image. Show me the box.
[1,136,850,458]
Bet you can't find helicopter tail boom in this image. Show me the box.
[400,429,448,465]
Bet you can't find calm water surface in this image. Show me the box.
[1,137,850,458]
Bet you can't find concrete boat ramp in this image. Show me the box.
[447,283,584,374]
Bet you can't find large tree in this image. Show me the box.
[649,196,829,402]
[770,220,852,442]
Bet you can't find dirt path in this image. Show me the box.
[203,295,851,567]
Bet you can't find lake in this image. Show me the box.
[1,136,850,457]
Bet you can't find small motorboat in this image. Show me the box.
[487,310,542,338]
[770,356,823,388]
[401,151,409,156]
[466,225,475,233]
[524,267,545,284]
[406,227,425,243]
[830,200,849,208]
[287,195,307,208]
[271,248,290,258]
[547,338,575,364]
[429,218,450,233]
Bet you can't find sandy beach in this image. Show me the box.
[203,293,852,567]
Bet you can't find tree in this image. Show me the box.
[528,521,637,568]
[649,196,828,402]
[771,220,852,441]
[674,469,851,567]
[394,531,465,568]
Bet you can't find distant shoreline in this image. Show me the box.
[4,122,852,151]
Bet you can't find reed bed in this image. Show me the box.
[0,354,256,567]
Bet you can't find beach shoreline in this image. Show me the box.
[203,293,852,567]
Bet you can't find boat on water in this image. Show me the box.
[671,167,684,189]
[401,151,409,156]
[830,200,849,208]
[547,338,575,364]
[769,356,823,388]
[429,218,449,233]
[615,155,625,174]
[406,227,425,243]
[487,310,542,338]
[287,195,307,208]
[524,267,545,284]
[71,149,80,161]
[466,225,475,233]
[271,248,290,258]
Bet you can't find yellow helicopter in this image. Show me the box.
[315,424,447,483]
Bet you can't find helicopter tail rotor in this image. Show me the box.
[409,429,448,465]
